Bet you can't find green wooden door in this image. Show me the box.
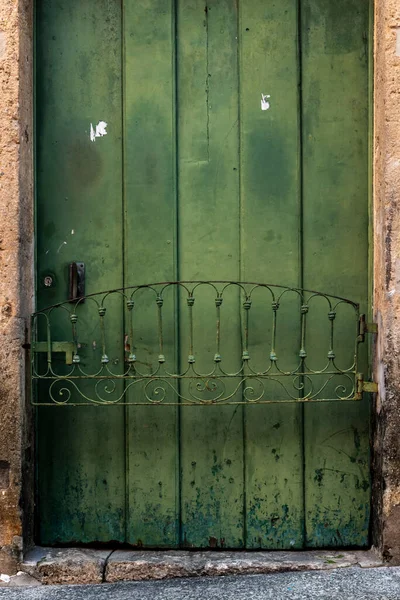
[35,0,370,548]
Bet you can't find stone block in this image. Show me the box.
[22,547,110,585]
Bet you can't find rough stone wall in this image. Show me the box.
[0,0,33,575]
[373,0,400,565]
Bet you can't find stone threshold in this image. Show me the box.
[6,547,383,586]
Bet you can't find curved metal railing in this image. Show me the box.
[31,281,366,405]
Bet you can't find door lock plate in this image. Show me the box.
[69,262,85,302]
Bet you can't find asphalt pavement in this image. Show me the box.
[0,567,400,599]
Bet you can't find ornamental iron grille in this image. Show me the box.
[31,281,371,406]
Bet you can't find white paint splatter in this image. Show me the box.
[261,93,271,111]
[57,241,67,253]
[90,120,108,142]
[71,229,75,235]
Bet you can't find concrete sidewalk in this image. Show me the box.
[0,567,399,600]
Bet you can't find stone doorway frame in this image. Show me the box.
[1,0,400,573]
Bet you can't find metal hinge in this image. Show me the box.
[362,381,378,393]
[356,373,378,397]
[33,341,75,365]
[358,314,378,342]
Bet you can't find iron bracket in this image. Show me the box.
[33,341,75,365]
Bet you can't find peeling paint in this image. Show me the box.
[90,120,108,142]
[261,94,270,111]
[56,241,67,253]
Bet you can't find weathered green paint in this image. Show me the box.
[123,0,179,547]
[35,0,370,548]
[239,0,304,549]
[177,0,244,549]
[301,0,370,546]
[36,0,126,543]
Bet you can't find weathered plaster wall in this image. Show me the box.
[373,0,400,565]
[0,0,33,574]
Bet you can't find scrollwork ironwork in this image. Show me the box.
[31,281,364,405]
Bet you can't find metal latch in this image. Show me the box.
[33,341,75,365]
[358,314,378,342]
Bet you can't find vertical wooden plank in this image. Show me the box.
[124,0,179,546]
[240,0,304,548]
[178,0,244,548]
[36,0,125,542]
[302,0,370,547]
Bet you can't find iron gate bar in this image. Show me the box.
[31,280,374,406]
